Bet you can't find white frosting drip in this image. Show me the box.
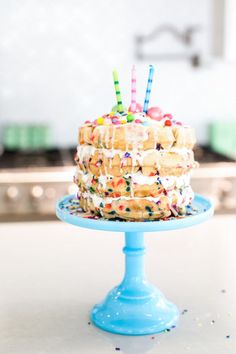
[98,175,108,189]
[75,169,93,184]
[77,145,96,161]
[125,124,149,149]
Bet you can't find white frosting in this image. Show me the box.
[128,172,158,185]
[76,168,191,189]
[159,174,191,190]
[79,190,162,207]
[166,147,191,156]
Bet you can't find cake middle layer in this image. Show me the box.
[75,145,197,177]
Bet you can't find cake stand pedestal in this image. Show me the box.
[56,194,213,336]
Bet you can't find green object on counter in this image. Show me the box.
[209,121,236,159]
[3,124,51,151]
[3,125,20,150]
[30,125,51,149]
[18,125,31,150]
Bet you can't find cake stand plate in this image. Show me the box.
[56,194,214,336]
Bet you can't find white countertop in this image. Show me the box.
[0,216,235,354]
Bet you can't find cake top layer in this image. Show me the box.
[82,107,186,128]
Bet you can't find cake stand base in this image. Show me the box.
[91,231,179,335]
[91,285,179,336]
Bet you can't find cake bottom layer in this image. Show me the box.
[78,188,194,221]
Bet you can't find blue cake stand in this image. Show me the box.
[56,194,213,336]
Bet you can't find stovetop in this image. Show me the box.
[194,146,234,163]
[0,148,75,169]
[0,146,234,169]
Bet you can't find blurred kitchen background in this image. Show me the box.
[0,0,236,221]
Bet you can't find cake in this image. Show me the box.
[74,67,198,221]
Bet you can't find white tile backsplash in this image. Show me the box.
[0,0,235,146]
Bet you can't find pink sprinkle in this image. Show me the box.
[163,114,173,119]
[93,120,97,125]
[135,119,142,123]
[176,121,182,125]
[84,120,91,124]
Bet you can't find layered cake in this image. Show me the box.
[74,67,198,221]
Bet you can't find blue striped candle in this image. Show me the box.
[143,65,154,113]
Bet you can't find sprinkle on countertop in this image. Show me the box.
[181,309,188,315]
